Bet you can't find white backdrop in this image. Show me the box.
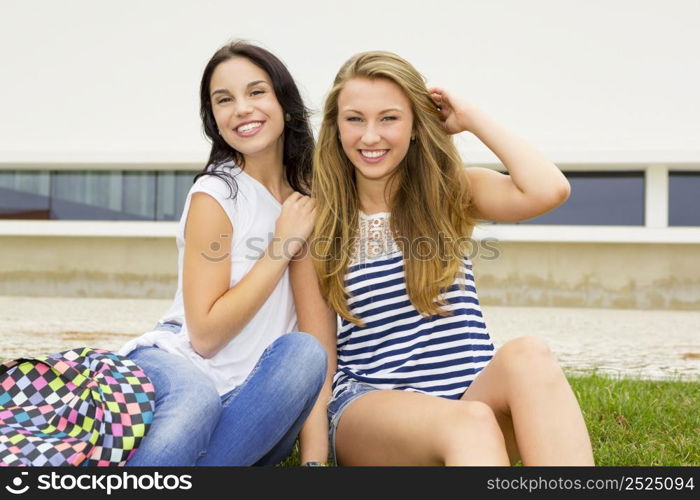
[1,0,698,165]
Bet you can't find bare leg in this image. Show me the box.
[462,336,594,465]
[335,389,510,466]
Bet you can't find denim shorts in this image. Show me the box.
[327,380,379,465]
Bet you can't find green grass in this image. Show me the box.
[279,372,700,466]
[568,371,699,466]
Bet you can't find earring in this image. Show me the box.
[285,112,291,122]
[410,135,416,143]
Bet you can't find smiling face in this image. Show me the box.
[209,57,285,161]
[337,77,414,186]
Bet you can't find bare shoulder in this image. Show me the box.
[184,192,234,254]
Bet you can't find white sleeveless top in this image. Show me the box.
[119,162,297,395]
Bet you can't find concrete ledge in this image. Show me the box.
[0,235,698,309]
[0,236,178,298]
[0,221,178,238]
[2,220,700,244]
[473,225,700,244]
[471,241,700,310]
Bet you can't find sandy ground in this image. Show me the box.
[0,296,698,381]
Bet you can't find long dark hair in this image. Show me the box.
[195,41,314,197]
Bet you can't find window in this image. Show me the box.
[517,171,645,225]
[0,169,198,221]
[0,170,50,219]
[156,171,198,221]
[669,171,700,227]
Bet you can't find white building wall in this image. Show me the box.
[1,0,699,165]
[1,1,699,304]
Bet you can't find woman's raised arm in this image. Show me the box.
[429,87,570,222]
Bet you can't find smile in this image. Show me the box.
[359,149,389,163]
[235,121,264,137]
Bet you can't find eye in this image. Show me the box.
[381,116,398,121]
[346,116,363,122]
[215,97,232,104]
[251,89,266,96]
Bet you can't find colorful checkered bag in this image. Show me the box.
[0,347,155,466]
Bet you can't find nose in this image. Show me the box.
[360,124,381,146]
[234,98,254,117]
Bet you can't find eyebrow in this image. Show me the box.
[341,107,404,114]
[210,80,269,97]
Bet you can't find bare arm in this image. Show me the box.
[429,87,571,222]
[183,192,315,359]
[291,248,337,464]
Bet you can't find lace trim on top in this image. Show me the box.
[349,211,401,266]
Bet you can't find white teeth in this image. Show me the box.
[237,121,262,133]
[361,150,388,158]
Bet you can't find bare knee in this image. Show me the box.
[452,401,503,439]
[502,335,552,357]
[497,336,568,392]
[440,401,508,465]
[499,336,556,368]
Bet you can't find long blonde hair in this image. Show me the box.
[312,51,476,326]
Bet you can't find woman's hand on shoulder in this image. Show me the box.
[275,192,316,258]
[428,87,482,135]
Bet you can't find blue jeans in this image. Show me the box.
[125,332,327,466]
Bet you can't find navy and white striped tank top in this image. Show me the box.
[331,211,495,403]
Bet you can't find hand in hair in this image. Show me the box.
[428,87,480,135]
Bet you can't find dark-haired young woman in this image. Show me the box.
[118,41,327,466]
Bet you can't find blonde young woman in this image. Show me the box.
[293,51,594,466]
